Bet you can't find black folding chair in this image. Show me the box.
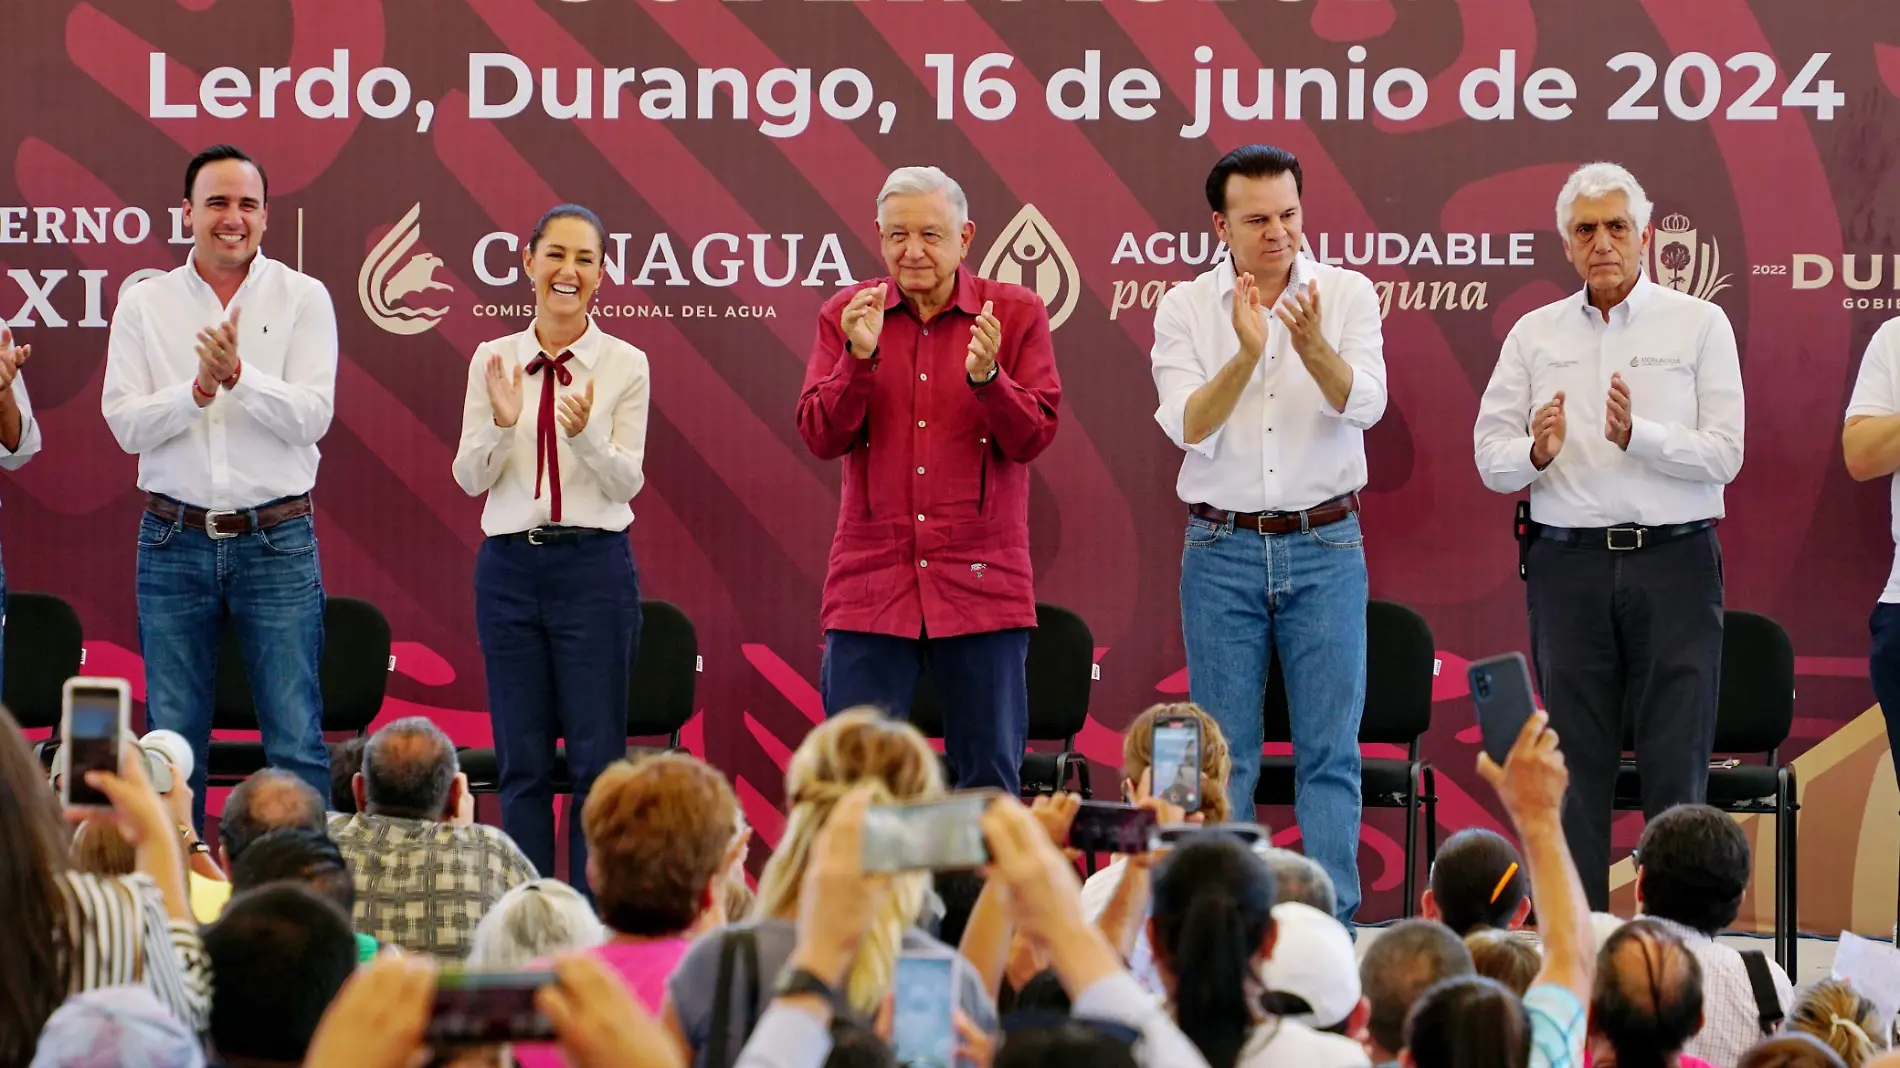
[1255,599,1439,919]
[206,597,393,785]
[4,592,85,765]
[907,603,1095,800]
[1613,609,1798,969]
[461,599,699,792]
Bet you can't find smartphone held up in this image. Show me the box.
[1467,652,1538,766]
[59,678,130,810]
[861,792,996,873]
[1150,713,1202,813]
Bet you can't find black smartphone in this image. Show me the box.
[1068,801,1159,854]
[426,970,556,1045]
[862,793,995,872]
[60,678,129,809]
[1469,652,1538,766]
[1151,714,1202,812]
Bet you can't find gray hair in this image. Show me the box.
[466,879,606,969]
[1263,847,1337,917]
[1555,162,1653,240]
[876,166,969,228]
[363,716,459,820]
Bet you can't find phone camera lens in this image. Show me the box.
[1474,673,1492,700]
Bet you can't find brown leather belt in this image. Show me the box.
[1189,492,1361,536]
[146,494,313,540]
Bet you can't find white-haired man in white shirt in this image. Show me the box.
[102,144,337,833]
[1473,162,1744,908]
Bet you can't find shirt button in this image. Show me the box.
[917,514,926,522]
[918,420,926,428]
[916,466,926,475]
[980,437,988,444]
[919,559,928,567]
[919,373,928,381]
[923,328,930,336]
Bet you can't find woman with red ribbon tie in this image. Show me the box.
[452,204,650,896]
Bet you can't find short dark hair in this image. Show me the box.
[230,827,355,914]
[1636,804,1751,934]
[1204,144,1303,213]
[995,1023,1140,1068]
[1359,918,1475,1055]
[528,203,606,254]
[1430,829,1528,935]
[1008,968,1074,1015]
[203,884,357,1063]
[1151,833,1277,1068]
[823,1017,898,1068]
[1593,919,1705,1068]
[184,144,268,204]
[1404,975,1531,1068]
[220,769,326,864]
[363,717,459,820]
[329,736,367,813]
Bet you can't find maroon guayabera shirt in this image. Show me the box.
[797,267,1062,639]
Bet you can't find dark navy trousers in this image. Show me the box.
[820,627,1029,794]
[475,529,640,897]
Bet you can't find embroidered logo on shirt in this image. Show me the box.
[971,563,987,579]
[1628,355,1684,368]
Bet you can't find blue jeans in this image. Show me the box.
[137,506,329,833]
[476,530,641,897]
[821,627,1030,794]
[1180,510,1367,923]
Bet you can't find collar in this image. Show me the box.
[1577,273,1656,322]
[882,265,985,318]
[1216,252,1314,303]
[524,315,603,368]
[183,247,268,297]
[1637,914,1717,942]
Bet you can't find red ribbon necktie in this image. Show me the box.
[526,350,575,523]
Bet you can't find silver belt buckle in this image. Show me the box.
[526,527,547,546]
[203,509,242,539]
[1606,526,1643,551]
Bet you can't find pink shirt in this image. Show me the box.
[513,938,691,1068]
[1582,1052,1718,1068]
[797,268,1062,639]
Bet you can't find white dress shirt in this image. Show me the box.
[0,372,41,474]
[1846,318,1900,602]
[1150,254,1388,513]
[102,250,337,508]
[1473,277,1744,528]
[452,317,649,536]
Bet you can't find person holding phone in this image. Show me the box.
[796,166,1062,796]
[452,203,650,896]
[1148,145,1387,927]
[0,707,210,1062]
[1473,163,1742,909]
[102,144,339,834]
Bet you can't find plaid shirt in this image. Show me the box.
[1640,916,1793,1068]
[328,812,539,959]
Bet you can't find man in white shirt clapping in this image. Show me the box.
[0,326,41,699]
[1473,162,1744,908]
[1148,145,1389,925]
[103,144,337,832]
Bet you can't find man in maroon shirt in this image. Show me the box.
[796,166,1062,793]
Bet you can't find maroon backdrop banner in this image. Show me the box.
[5,0,1898,931]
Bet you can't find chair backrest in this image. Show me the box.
[212,597,392,733]
[1263,599,1436,746]
[3,592,83,729]
[629,600,698,738]
[1714,610,1795,755]
[909,603,1095,742]
[1614,610,1795,757]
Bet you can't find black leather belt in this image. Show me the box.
[1534,518,1717,551]
[493,526,612,547]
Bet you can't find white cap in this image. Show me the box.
[139,730,194,783]
[1259,901,1360,1029]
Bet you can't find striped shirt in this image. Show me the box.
[55,870,212,1033]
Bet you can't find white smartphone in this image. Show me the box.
[60,678,130,809]
[892,953,958,1068]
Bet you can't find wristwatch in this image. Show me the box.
[968,362,999,386]
[177,823,210,856]
[772,967,839,1004]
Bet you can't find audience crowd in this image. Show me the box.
[2,693,1897,1068]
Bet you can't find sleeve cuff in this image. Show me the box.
[176,380,209,418]
[569,417,609,457]
[1846,404,1895,421]
[1154,405,1221,460]
[1331,368,1383,427]
[844,351,879,382]
[1625,415,1667,459]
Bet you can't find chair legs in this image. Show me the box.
[1777,766,1799,973]
[1401,761,1422,918]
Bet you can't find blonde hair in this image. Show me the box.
[1788,979,1886,1067]
[70,820,137,877]
[756,709,944,1013]
[1464,928,1540,997]
[1123,703,1234,823]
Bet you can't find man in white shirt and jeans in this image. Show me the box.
[1149,145,1388,924]
[103,144,337,832]
[1473,162,1744,908]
